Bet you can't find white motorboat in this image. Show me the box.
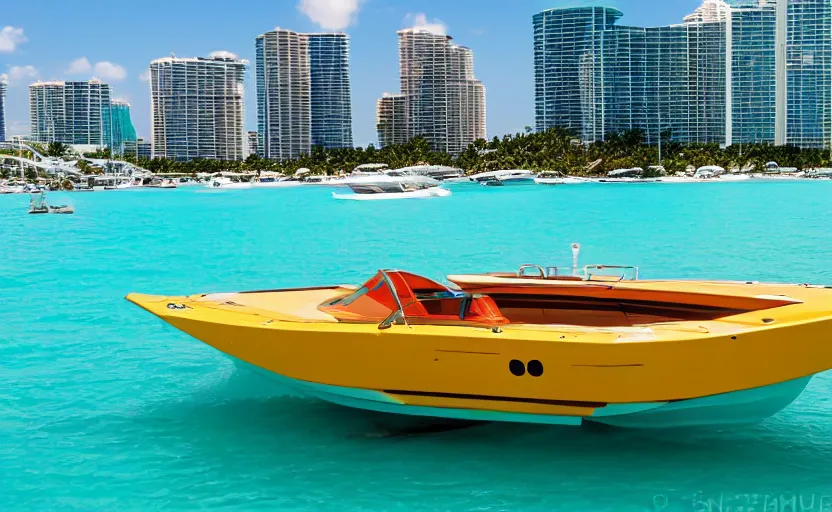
[332,176,450,201]
[693,165,726,179]
[388,164,465,181]
[598,167,658,183]
[251,176,301,188]
[718,173,752,182]
[534,173,589,185]
[657,176,702,183]
[469,170,536,186]
[206,176,252,189]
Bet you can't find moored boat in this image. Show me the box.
[534,172,589,185]
[127,245,832,429]
[332,176,451,200]
[206,175,252,189]
[470,170,536,186]
[28,191,74,214]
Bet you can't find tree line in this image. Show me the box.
[5,129,832,178]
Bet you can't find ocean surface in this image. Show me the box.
[2,181,831,511]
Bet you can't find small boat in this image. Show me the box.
[469,170,536,186]
[28,191,74,214]
[693,165,726,179]
[251,176,301,188]
[718,173,752,182]
[333,177,451,200]
[206,176,252,189]
[657,175,702,183]
[389,164,465,181]
[127,244,832,429]
[599,168,659,183]
[146,178,178,189]
[534,173,589,185]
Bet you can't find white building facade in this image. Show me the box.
[149,55,247,161]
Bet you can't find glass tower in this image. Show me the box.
[786,0,832,148]
[534,0,832,148]
[29,79,112,146]
[110,100,137,156]
[308,33,353,149]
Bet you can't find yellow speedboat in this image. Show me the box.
[127,259,832,429]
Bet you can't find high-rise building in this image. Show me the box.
[786,0,832,148]
[29,79,112,146]
[246,130,259,157]
[150,54,247,161]
[110,100,137,156]
[136,137,152,159]
[533,0,832,149]
[377,29,486,155]
[0,74,7,141]
[256,28,311,161]
[448,45,487,155]
[308,33,353,149]
[376,93,407,148]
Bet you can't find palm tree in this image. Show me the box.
[47,141,69,158]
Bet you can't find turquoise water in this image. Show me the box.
[2,182,831,511]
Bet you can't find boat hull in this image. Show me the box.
[535,177,588,185]
[332,188,451,200]
[235,357,812,428]
[126,279,832,430]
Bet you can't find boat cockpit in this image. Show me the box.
[316,245,802,330]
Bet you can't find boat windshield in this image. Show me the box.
[29,193,47,209]
[319,270,508,328]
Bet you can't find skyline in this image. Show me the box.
[1,0,703,147]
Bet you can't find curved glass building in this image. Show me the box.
[534,0,832,149]
[110,100,137,156]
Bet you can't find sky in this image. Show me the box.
[1,0,703,147]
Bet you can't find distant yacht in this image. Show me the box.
[469,170,536,186]
[207,174,252,189]
[534,172,589,185]
[389,164,465,181]
[599,167,657,183]
[332,175,450,200]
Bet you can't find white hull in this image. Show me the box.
[206,182,252,190]
[333,187,451,201]
[251,181,303,188]
[598,178,660,183]
[657,177,703,183]
[235,359,812,429]
[718,174,752,182]
[535,177,588,185]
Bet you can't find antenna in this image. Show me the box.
[571,243,581,276]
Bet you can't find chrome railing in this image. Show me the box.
[378,270,408,330]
